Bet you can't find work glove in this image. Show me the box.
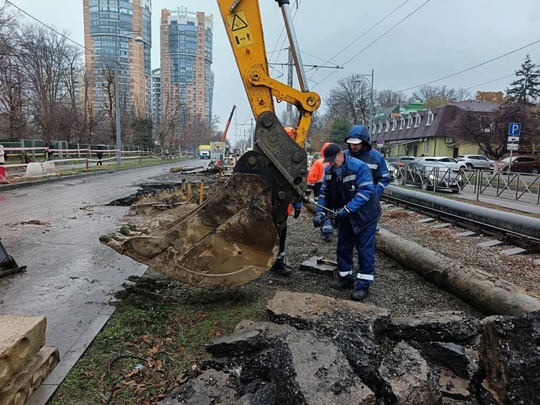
[313,212,325,228]
[293,208,301,219]
[334,207,349,219]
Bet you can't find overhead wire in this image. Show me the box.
[397,39,540,92]
[5,0,149,94]
[465,74,516,91]
[312,0,431,89]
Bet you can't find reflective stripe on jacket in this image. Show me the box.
[317,155,380,234]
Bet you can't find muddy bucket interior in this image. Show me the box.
[101,173,279,288]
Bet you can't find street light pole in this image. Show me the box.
[369,69,374,127]
[114,29,122,165]
[355,70,375,126]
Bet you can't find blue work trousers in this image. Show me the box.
[336,217,377,289]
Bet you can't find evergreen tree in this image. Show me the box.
[506,54,540,105]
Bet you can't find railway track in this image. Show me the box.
[381,185,540,254]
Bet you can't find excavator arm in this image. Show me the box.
[101,0,321,288]
[217,0,320,146]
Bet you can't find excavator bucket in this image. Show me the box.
[101,112,307,288]
[102,173,279,288]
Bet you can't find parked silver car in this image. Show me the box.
[415,156,465,171]
[456,154,495,169]
[397,161,464,192]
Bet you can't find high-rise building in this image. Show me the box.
[83,0,152,117]
[160,8,214,126]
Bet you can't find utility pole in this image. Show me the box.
[287,48,294,126]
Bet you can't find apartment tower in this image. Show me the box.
[161,8,214,126]
[83,0,152,116]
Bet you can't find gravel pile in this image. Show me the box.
[252,206,485,319]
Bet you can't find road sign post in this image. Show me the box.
[507,122,521,173]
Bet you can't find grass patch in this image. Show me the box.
[50,271,265,405]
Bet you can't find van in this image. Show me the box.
[200,150,210,159]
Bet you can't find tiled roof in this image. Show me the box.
[370,100,499,144]
[451,100,499,112]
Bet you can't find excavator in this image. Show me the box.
[101,0,321,288]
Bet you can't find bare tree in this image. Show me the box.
[326,73,371,124]
[375,89,408,109]
[0,3,26,139]
[410,85,471,108]
[17,24,81,141]
[448,103,538,160]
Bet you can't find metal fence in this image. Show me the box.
[0,139,155,163]
[394,165,540,205]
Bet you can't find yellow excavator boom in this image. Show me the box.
[101,0,321,288]
[217,0,320,146]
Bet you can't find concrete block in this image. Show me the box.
[500,247,527,256]
[456,231,477,237]
[418,218,435,223]
[477,240,503,248]
[0,347,59,405]
[0,316,46,389]
[300,256,337,276]
[432,223,451,229]
[24,163,44,178]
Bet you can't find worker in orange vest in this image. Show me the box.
[307,142,333,242]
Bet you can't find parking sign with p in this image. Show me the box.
[508,122,521,136]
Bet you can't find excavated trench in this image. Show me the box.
[105,179,540,404]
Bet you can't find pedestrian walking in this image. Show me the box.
[96,145,106,166]
[312,143,380,301]
[47,141,55,161]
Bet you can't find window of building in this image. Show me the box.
[378,122,382,133]
[414,114,421,128]
[399,117,405,130]
[384,120,390,132]
[406,116,412,129]
[426,109,434,126]
[391,118,397,131]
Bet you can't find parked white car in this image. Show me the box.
[456,154,495,169]
[415,156,465,171]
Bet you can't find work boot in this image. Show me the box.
[350,288,369,302]
[270,261,292,277]
[322,233,333,243]
[331,278,355,290]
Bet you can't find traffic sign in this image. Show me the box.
[507,143,519,151]
[508,122,521,136]
[508,136,520,142]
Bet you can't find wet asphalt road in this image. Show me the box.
[0,161,203,357]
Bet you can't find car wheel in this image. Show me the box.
[531,167,539,175]
[451,188,460,193]
[466,163,473,169]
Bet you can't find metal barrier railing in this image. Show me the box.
[395,165,540,205]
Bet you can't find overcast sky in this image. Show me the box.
[7,0,540,145]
